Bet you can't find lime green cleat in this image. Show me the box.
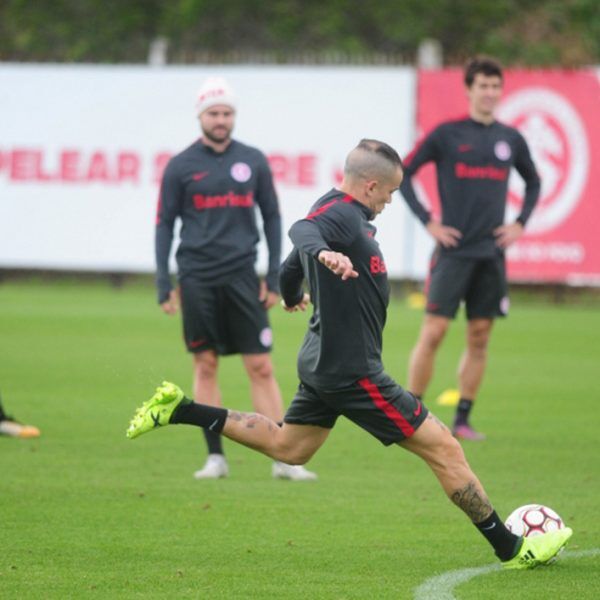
[502,527,573,570]
[126,381,185,439]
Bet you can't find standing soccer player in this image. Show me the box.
[400,56,541,440]
[130,139,570,569]
[155,76,316,481]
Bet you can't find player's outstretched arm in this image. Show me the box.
[280,247,308,309]
[318,250,358,281]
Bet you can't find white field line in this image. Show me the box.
[414,548,600,600]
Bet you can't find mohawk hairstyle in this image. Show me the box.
[356,139,403,170]
[343,138,403,182]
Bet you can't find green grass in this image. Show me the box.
[1,279,598,599]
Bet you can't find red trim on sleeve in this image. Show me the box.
[306,199,338,220]
[358,377,415,436]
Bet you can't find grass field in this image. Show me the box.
[1,279,599,599]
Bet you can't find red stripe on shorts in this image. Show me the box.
[358,377,415,436]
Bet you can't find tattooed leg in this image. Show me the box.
[426,412,451,433]
[450,480,493,523]
[222,410,330,464]
[400,412,493,522]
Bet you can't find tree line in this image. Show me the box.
[1,0,598,66]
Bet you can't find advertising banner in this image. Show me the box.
[0,64,415,277]
[414,68,600,284]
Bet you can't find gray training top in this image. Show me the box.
[155,139,282,303]
[400,117,540,258]
[280,189,389,390]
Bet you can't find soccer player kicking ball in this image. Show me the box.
[127,139,570,569]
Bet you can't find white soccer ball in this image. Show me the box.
[505,504,565,537]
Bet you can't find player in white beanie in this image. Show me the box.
[154,74,318,482]
[192,76,238,150]
[195,76,237,116]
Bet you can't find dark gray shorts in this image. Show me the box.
[284,372,428,445]
[179,270,272,355]
[425,251,508,320]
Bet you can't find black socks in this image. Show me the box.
[203,429,223,454]
[475,510,522,561]
[454,397,474,426]
[169,397,228,434]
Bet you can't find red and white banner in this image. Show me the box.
[415,69,600,284]
[0,64,415,276]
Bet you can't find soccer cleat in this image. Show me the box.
[453,423,486,441]
[272,461,318,481]
[193,454,229,479]
[502,528,573,570]
[126,381,184,439]
[0,418,40,438]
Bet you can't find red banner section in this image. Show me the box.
[415,69,600,285]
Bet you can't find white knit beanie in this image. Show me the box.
[195,76,236,115]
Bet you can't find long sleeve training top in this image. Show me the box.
[280,189,390,390]
[155,139,281,302]
[400,117,540,258]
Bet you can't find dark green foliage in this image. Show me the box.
[0,0,598,65]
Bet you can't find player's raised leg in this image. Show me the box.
[242,353,318,480]
[126,381,329,466]
[223,412,328,466]
[399,413,572,567]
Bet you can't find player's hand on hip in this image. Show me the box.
[160,289,179,315]
[318,250,359,281]
[426,221,462,248]
[281,293,310,313]
[494,222,524,249]
[259,280,279,309]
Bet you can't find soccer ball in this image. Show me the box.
[505,504,565,537]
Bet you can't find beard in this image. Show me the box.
[202,126,232,144]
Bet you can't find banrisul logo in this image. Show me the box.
[498,88,589,234]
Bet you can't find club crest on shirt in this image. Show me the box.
[259,327,273,347]
[231,162,252,182]
[494,140,512,161]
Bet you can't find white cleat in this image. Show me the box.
[0,419,40,438]
[193,454,229,479]
[272,461,318,481]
